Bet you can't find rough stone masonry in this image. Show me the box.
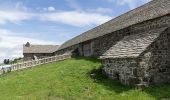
[55,0,170,86]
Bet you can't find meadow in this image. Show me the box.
[0,57,170,100]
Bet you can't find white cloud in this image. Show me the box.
[116,0,151,9]
[0,11,32,24]
[43,8,47,11]
[40,11,112,27]
[96,8,112,13]
[0,0,152,26]
[43,6,56,12]
[0,28,58,63]
[0,10,112,27]
[0,1,112,27]
[0,29,11,35]
[65,0,81,10]
[48,6,56,11]
[15,2,28,11]
[103,0,151,9]
[87,8,113,14]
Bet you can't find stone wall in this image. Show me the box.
[55,45,79,56]
[82,41,94,56]
[137,28,170,84]
[23,53,54,61]
[102,58,139,85]
[102,28,170,85]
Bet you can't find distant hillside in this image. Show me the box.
[0,57,170,100]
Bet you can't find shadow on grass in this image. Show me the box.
[144,83,170,100]
[87,67,133,93]
[88,66,170,99]
[72,56,101,63]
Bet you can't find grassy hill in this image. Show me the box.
[0,57,170,100]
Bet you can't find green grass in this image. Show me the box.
[0,57,170,100]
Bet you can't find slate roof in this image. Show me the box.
[99,27,167,59]
[23,45,59,54]
[58,0,170,50]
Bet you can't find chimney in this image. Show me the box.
[25,42,30,47]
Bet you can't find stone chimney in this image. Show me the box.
[25,42,31,47]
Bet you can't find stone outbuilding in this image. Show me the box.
[100,28,170,85]
[54,0,170,85]
[23,42,59,61]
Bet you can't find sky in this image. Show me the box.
[0,0,151,63]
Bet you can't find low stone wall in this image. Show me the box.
[23,53,54,61]
[102,58,140,85]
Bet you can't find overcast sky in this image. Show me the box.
[0,0,151,63]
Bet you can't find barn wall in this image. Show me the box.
[55,45,79,56]
[102,58,140,85]
[23,53,54,61]
[23,53,33,61]
[82,41,93,56]
[138,28,170,84]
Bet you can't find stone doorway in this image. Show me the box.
[115,73,120,80]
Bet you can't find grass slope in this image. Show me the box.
[0,57,170,100]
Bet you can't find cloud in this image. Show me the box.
[0,11,32,24]
[0,9,112,27]
[95,8,112,14]
[48,6,56,11]
[117,0,151,9]
[0,28,58,63]
[0,1,112,27]
[43,6,56,12]
[103,0,151,9]
[40,11,112,27]
[87,8,113,14]
[15,2,28,11]
[0,28,11,35]
[65,0,81,10]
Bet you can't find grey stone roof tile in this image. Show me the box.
[23,45,59,54]
[100,27,167,59]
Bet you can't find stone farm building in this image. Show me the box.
[54,0,170,86]
[23,0,170,86]
[23,42,59,61]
